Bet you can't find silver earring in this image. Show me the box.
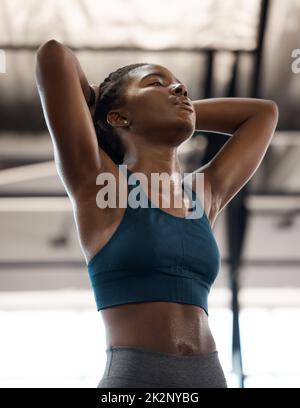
[124,120,128,125]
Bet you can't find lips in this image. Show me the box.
[174,98,194,112]
[175,102,194,112]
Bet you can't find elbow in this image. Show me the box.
[36,39,63,60]
[37,39,62,51]
[35,40,67,76]
[264,99,279,120]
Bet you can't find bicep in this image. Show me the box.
[35,41,108,198]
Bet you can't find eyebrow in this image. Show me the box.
[140,72,182,85]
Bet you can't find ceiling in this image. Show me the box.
[0,0,261,50]
[0,0,299,197]
[0,0,299,133]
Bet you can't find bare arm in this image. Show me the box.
[191,97,279,225]
[35,39,111,201]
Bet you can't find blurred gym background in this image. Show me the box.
[0,0,300,388]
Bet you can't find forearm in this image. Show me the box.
[192,97,278,134]
[36,39,92,103]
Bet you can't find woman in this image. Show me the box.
[35,39,279,388]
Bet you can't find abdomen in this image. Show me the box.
[100,301,217,355]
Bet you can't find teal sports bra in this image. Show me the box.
[87,166,221,316]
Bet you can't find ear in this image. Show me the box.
[106,111,128,128]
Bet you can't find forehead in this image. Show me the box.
[129,64,178,83]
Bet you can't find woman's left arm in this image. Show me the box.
[191,97,279,223]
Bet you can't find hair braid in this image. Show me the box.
[93,63,149,164]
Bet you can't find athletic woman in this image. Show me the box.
[35,39,278,388]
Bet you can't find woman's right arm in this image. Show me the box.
[35,39,111,201]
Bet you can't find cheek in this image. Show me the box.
[129,89,171,111]
[127,90,189,126]
[129,98,170,124]
[131,91,157,109]
[135,107,175,128]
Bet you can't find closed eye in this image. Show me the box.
[150,81,163,86]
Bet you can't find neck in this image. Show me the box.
[123,145,182,179]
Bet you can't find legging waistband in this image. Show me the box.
[106,345,219,359]
[98,345,228,388]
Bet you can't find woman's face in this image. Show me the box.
[113,64,196,147]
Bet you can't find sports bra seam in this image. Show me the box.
[87,205,130,268]
[90,270,211,285]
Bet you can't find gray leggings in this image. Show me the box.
[97,346,228,388]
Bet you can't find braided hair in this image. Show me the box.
[93,63,149,164]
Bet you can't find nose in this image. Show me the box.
[171,83,188,97]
